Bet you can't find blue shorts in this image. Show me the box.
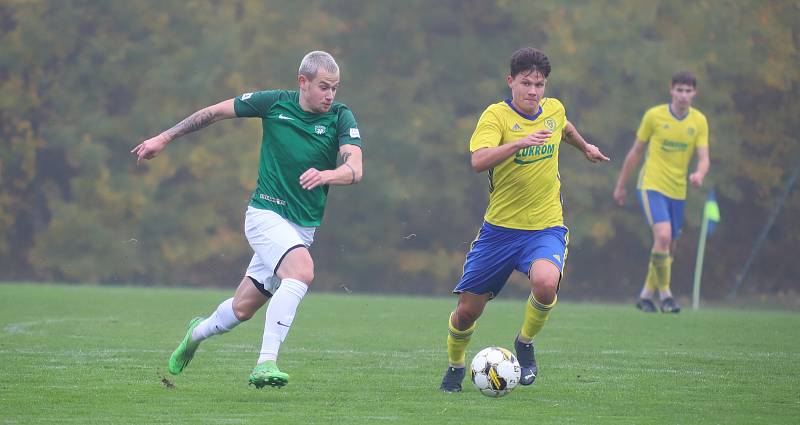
[453,222,569,298]
[638,189,685,240]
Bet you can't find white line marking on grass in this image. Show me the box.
[217,345,443,358]
[0,348,165,356]
[550,363,704,375]
[2,318,118,336]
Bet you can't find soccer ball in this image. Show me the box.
[470,346,521,397]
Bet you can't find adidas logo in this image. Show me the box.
[553,254,561,262]
[511,123,522,132]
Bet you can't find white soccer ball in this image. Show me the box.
[470,346,521,397]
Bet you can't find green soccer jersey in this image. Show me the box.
[234,90,362,227]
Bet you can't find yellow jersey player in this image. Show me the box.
[439,47,609,392]
[614,71,710,314]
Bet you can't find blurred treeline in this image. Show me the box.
[2,0,798,300]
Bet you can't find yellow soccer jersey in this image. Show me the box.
[636,104,709,199]
[469,98,567,230]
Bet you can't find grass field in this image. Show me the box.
[1,283,798,424]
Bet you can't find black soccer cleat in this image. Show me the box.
[439,366,466,393]
[636,298,658,313]
[515,335,538,385]
[660,297,681,314]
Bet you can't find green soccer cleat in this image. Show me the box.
[168,316,204,375]
[249,360,289,389]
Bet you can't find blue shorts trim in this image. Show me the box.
[638,189,685,239]
[453,222,568,298]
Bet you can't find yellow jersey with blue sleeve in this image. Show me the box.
[636,104,709,200]
[469,98,567,230]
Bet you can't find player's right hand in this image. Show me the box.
[613,186,626,206]
[517,130,552,149]
[131,135,169,165]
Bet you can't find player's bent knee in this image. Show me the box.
[654,234,671,246]
[454,305,481,329]
[652,225,672,249]
[231,294,262,321]
[232,302,256,321]
[290,269,314,286]
[277,249,315,285]
[533,290,557,305]
[532,279,559,305]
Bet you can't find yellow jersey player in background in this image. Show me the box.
[613,71,710,314]
[439,47,609,392]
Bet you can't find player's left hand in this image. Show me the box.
[131,134,169,165]
[583,144,610,163]
[689,171,704,187]
[300,168,330,190]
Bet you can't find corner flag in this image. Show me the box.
[704,189,720,235]
[693,188,720,310]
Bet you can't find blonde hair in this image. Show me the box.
[299,51,339,80]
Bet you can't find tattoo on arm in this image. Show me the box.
[164,109,216,140]
[339,151,357,184]
[563,124,575,141]
[563,125,584,149]
[344,163,356,184]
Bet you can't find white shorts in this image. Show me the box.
[244,206,316,296]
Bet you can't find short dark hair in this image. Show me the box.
[510,47,551,78]
[671,71,697,88]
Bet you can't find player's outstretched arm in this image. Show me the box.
[613,139,646,206]
[299,144,363,190]
[131,99,237,164]
[470,130,552,173]
[689,146,710,187]
[563,121,610,163]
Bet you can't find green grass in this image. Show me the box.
[1,283,798,424]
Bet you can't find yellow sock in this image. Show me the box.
[447,312,475,367]
[519,293,557,341]
[644,259,658,293]
[650,252,671,291]
[662,255,673,293]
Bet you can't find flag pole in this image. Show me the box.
[692,213,709,311]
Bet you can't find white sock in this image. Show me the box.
[192,298,241,342]
[257,278,308,364]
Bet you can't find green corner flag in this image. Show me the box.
[693,189,720,310]
[704,189,720,234]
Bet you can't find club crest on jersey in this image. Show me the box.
[544,118,556,131]
[687,127,695,136]
[511,123,522,132]
[314,125,326,135]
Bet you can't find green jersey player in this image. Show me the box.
[132,51,363,388]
